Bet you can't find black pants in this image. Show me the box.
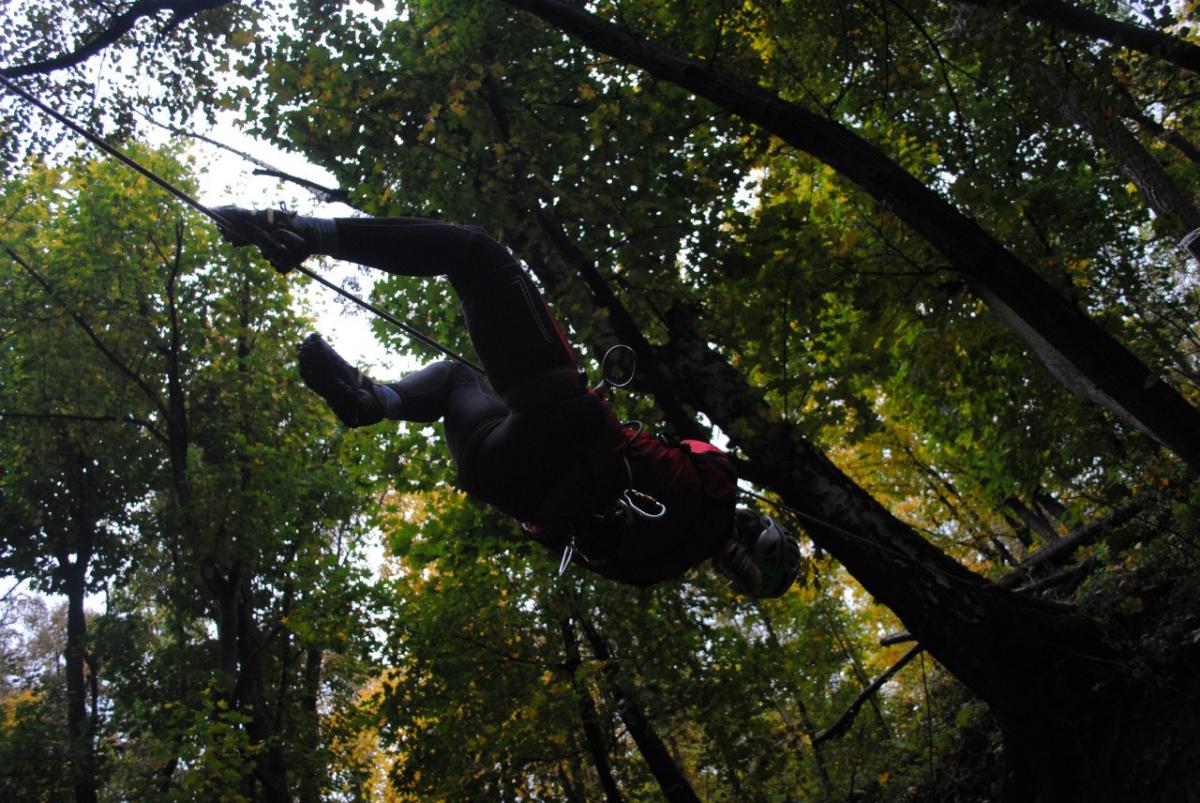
[331,218,610,517]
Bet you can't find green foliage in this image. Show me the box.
[163,688,258,803]
[1,147,384,800]
[0,1,274,165]
[0,596,72,802]
[213,0,1200,797]
[0,687,72,801]
[5,0,1200,799]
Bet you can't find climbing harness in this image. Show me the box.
[548,345,672,575]
[0,74,484,375]
[597,346,666,519]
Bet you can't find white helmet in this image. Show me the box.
[721,510,802,598]
[749,516,802,598]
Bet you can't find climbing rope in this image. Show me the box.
[0,74,485,375]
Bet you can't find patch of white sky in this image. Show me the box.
[183,112,416,378]
[173,0,413,378]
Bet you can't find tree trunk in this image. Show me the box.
[297,647,324,803]
[501,0,1200,470]
[62,560,98,803]
[209,562,241,690]
[236,575,291,803]
[510,171,1111,710]
[62,448,99,803]
[505,182,1150,797]
[578,617,702,803]
[664,302,1118,699]
[492,125,1131,798]
[561,618,625,803]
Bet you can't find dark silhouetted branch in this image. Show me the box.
[814,645,922,745]
[1,1,232,78]
[955,0,1200,75]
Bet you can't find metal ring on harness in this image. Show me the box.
[600,344,637,388]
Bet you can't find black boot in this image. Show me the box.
[213,206,314,272]
[297,334,389,427]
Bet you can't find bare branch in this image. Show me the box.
[814,644,922,745]
[139,112,352,204]
[0,411,165,442]
[997,498,1145,589]
[251,169,350,204]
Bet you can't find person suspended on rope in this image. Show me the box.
[215,207,800,597]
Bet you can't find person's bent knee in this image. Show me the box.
[452,228,523,288]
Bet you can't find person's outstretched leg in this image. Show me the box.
[298,334,508,460]
[215,208,578,403]
[378,359,509,466]
[327,217,578,402]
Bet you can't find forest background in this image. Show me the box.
[3,1,1200,801]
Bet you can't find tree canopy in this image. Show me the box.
[3,1,1200,801]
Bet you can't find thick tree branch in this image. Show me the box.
[501,0,1200,472]
[662,302,1118,712]
[954,0,1200,75]
[0,1,233,78]
[578,615,702,803]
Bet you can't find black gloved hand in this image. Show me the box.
[213,206,313,273]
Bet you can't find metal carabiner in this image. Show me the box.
[558,538,577,576]
[621,488,668,520]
